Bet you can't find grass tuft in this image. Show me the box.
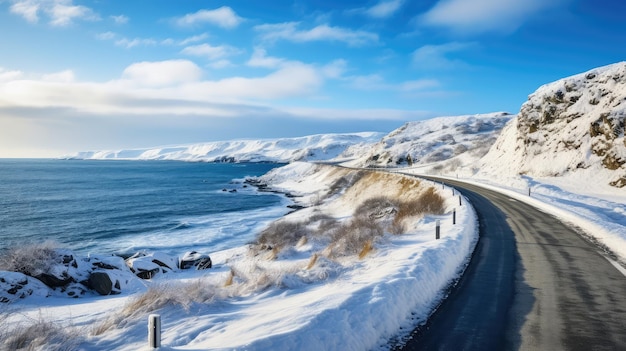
[0,240,60,276]
[0,309,81,351]
[358,241,374,260]
[306,254,319,270]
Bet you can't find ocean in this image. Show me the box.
[0,159,288,257]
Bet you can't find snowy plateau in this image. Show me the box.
[2,63,626,351]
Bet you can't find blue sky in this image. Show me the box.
[0,0,625,157]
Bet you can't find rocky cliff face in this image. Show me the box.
[482,62,626,187]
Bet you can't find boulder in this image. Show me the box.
[34,272,74,288]
[179,251,212,270]
[88,272,113,295]
[126,252,178,279]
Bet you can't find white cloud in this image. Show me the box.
[255,22,378,47]
[121,60,203,87]
[365,0,405,18]
[49,3,98,26]
[0,59,329,117]
[183,63,322,100]
[42,69,75,82]
[420,0,564,34]
[0,68,23,81]
[179,33,210,46]
[97,32,211,49]
[115,37,157,49]
[412,42,475,69]
[321,59,347,79]
[9,1,39,23]
[175,6,243,29]
[181,43,242,61]
[110,14,128,24]
[247,48,286,69]
[9,0,99,26]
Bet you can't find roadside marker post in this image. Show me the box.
[459,195,462,206]
[453,209,456,225]
[436,220,441,240]
[149,314,161,349]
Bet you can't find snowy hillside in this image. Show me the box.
[480,62,626,187]
[66,132,384,163]
[344,113,512,172]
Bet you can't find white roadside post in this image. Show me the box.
[436,219,441,240]
[148,314,161,349]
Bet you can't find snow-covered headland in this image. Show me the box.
[64,132,384,163]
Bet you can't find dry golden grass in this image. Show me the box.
[305,253,319,270]
[397,177,421,196]
[224,269,235,287]
[391,187,445,234]
[358,241,374,259]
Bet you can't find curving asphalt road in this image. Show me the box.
[399,177,626,351]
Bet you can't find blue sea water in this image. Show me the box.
[0,160,287,256]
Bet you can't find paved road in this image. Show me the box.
[399,177,626,351]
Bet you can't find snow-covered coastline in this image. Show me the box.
[1,162,479,351]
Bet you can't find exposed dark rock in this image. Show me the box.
[88,272,113,295]
[179,251,212,270]
[136,268,160,279]
[34,272,74,288]
[92,261,119,270]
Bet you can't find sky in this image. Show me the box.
[0,0,625,157]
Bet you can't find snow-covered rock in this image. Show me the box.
[126,252,178,279]
[65,132,384,163]
[0,271,50,303]
[179,251,212,270]
[480,62,626,187]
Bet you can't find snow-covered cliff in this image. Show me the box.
[480,62,626,187]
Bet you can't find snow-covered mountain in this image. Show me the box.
[344,112,512,172]
[66,132,384,163]
[480,62,626,187]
